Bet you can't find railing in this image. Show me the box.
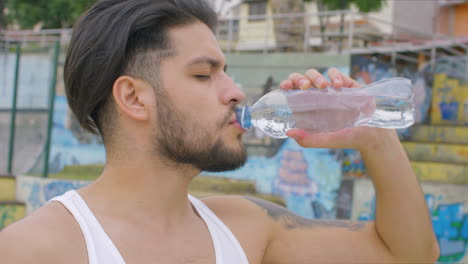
[216,10,468,55]
[0,29,72,47]
[1,11,467,64]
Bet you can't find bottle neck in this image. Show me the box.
[235,106,252,129]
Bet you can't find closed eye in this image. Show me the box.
[194,75,210,80]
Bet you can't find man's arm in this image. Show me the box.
[252,68,439,263]
[246,131,439,263]
[359,129,439,260]
[244,196,398,263]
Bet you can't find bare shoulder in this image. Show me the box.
[201,195,275,223]
[201,195,279,263]
[199,195,290,239]
[0,201,87,264]
[201,195,290,224]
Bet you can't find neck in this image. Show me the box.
[79,148,201,228]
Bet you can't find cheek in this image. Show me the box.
[182,93,220,117]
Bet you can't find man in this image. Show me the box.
[0,0,439,263]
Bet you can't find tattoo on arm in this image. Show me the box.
[244,196,365,231]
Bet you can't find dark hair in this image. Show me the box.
[64,0,218,136]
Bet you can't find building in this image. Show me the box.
[217,0,468,57]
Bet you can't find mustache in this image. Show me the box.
[218,107,236,128]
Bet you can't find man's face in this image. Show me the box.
[152,22,247,172]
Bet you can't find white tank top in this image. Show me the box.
[50,190,249,264]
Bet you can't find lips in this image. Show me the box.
[228,115,237,125]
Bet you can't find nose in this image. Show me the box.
[220,74,246,106]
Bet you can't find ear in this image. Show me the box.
[112,76,152,121]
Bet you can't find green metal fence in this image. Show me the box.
[1,40,61,177]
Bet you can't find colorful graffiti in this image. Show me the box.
[342,149,367,177]
[16,175,90,214]
[354,180,468,264]
[431,73,468,125]
[47,96,106,173]
[0,204,25,228]
[431,200,468,263]
[210,138,342,219]
[274,150,318,197]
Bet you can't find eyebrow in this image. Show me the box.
[187,56,228,72]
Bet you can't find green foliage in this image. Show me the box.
[303,0,385,13]
[0,0,6,28]
[352,0,385,12]
[6,0,97,29]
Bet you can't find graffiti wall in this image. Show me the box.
[0,203,25,228]
[210,139,343,219]
[431,73,468,125]
[16,175,90,214]
[47,96,106,173]
[352,179,468,263]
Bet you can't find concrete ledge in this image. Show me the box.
[403,142,468,164]
[411,161,467,184]
[0,176,16,201]
[0,174,16,179]
[409,125,468,144]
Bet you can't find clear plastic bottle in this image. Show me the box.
[235,77,415,138]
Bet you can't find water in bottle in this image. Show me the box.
[235,77,415,138]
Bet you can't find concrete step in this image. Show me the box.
[0,175,17,201]
[402,142,468,164]
[0,201,26,229]
[411,161,468,185]
[408,125,468,144]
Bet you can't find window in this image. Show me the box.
[248,1,267,21]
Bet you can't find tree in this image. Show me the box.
[6,0,97,29]
[304,0,386,52]
[0,0,6,28]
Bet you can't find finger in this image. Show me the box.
[327,67,344,88]
[288,73,311,90]
[342,74,361,88]
[280,80,294,90]
[304,69,329,89]
[286,128,355,149]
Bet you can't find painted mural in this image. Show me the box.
[16,175,90,214]
[0,204,26,228]
[431,73,468,126]
[210,139,343,219]
[353,179,468,263]
[341,149,367,178]
[47,96,106,173]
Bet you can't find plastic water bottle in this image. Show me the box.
[235,77,415,138]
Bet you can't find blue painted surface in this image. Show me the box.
[208,139,342,219]
[48,96,106,173]
[17,175,89,214]
[358,194,468,263]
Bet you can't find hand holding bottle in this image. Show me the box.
[279,68,403,151]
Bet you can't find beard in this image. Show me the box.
[153,89,247,172]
